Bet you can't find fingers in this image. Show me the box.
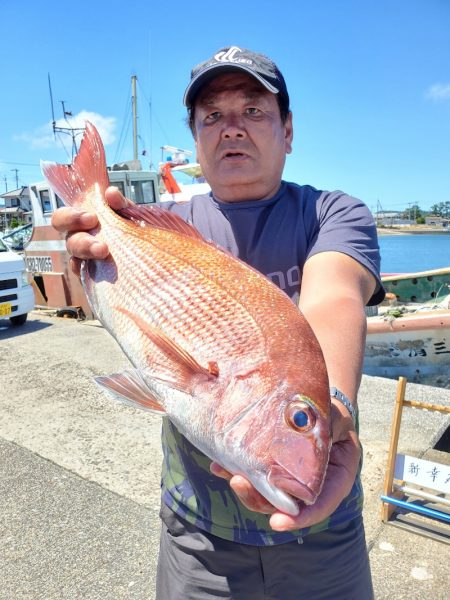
[269,434,361,531]
[209,402,361,532]
[51,188,128,236]
[210,463,276,514]
[269,405,361,532]
[65,231,109,260]
[210,462,232,479]
[51,207,108,264]
[105,186,131,210]
[69,257,82,278]
[51,206,98,234]
[51,187,131,265]
[229,475,276,514]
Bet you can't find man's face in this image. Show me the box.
[193,72,293,202]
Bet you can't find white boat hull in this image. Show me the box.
[364,310,450,387]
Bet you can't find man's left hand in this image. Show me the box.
[210,400,360,531]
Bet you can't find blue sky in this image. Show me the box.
[1,0,449,213]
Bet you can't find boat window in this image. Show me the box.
[39,189,52,213]
[130,180,157,204]
[56,194,65,209]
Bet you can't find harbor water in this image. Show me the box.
[378,233,450,274]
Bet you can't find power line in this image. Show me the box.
[0,160,40,167]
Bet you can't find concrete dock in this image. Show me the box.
[1,312,449,599]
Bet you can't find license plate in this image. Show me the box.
[0,302,12,316]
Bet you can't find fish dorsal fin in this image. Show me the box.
[116,307,219,391]
[118,204,204,240]
[95,369,166,414]
[41,121,110,210]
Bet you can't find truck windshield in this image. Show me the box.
[2,225,33,251]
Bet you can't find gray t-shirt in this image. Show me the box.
[169,181,383,305]
[160,181,383,546]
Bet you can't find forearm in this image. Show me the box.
[300,295,367,407]
[222,254,373,529]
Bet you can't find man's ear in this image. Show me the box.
[285,111,293,155]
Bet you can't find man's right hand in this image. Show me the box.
[51,186,130,276]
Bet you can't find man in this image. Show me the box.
[52,46,384,599]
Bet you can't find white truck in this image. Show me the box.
[25,169,162,319]
[0,236,35,325]
[24,163,209,319]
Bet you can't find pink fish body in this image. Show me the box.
[42,122,331,516]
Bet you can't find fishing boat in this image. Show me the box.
[22,75,210,319]
[364,269,450,387]
[159,146,210,202]
[381,267,450,303]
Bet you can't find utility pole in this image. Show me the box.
[407,202,412,222]
[3,176,7,192]
[11,169,19,189]
[376,199,383,225]
[131,75,138,161]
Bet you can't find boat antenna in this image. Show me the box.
[131,75,138,161]
[47,73,85,159]
[48,73,56,139]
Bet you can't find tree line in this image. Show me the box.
[401,201,450,223]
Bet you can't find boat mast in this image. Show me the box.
[131,75,138,161]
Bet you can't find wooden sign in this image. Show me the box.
[381,377,450,541]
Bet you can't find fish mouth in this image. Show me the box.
[268,465,317,506]
[250,472,301,516]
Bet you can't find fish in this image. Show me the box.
[42,121,331,516]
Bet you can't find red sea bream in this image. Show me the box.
[42,122,332,516]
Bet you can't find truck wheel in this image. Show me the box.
[10,313,28,326]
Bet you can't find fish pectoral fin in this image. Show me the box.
[115,307,219,391]
[95,369,166,414]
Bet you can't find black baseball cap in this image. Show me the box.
[183,46,290,109]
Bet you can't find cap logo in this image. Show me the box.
[214,46,252,65]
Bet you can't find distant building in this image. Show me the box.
[0,187,32,231]
[425,215,449,227]
[374,211,412,226]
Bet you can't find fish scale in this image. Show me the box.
[116,242,265,367]
[42,121,332,516]
[116,245,264,367]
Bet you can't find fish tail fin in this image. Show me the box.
[41,121,110,209]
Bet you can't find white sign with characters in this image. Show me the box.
[394,453,450,494]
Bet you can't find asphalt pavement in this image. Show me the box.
[1,311,449,599]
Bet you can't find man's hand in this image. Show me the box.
[51,186,130,276]
[210,400,360,531]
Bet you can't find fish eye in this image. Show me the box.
[285,397,316,432]
[292,410,308,428]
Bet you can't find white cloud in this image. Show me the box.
[13,124,55,150]
[425,83,450,102]
[14,111,117,150]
